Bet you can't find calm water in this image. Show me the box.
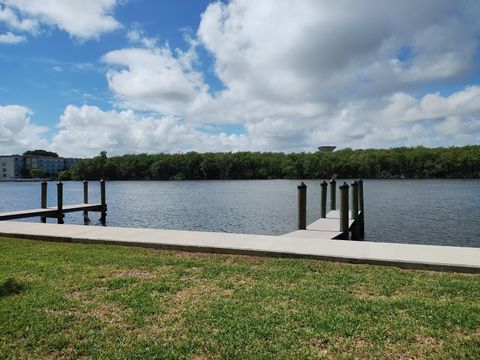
[1,180,479,248]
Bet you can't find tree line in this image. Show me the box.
[59,145,480,181]
[23,150,59,157]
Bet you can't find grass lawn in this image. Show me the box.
[0,237,479,359]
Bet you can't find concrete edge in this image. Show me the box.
[1,231,479,274]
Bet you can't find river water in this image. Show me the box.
[0,179,479,247]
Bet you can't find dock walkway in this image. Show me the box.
[0,221,478,273]
[0,204,103,221]
[282,210,354,239]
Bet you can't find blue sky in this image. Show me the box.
[0,0,479,157]
[1,0,215,132]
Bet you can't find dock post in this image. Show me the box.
[297,182,307,230]
[40,181,47,223]
[83,180,90,224]
[320,180,328,218]
[339,182,349,239]
[100,179,107,225]
[351,180,359,240]
[56,181,64,224]
[329,179,336,210]
[358,179,364,239]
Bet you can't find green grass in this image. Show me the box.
[0,237,479,359]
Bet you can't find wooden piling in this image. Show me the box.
[339,182,349,239]
[57,181,64,224]
[100,179,106,225]
[358,179,364,213]
[40,181,47,223]
[329,179,336,210]
[320,180,328,218]
[358,179,365,239]
[297,182,307,230]
[83,180,90,224]
[351,180,359,240]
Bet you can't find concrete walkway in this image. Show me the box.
[0,221,479,273]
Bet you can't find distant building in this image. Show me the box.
[0,154,82,180]
[0,155,25,179]
[317,146,336,152]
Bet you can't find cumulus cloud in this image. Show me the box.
[198,0,479,101]
[3,1,478,156]
[126,28,157,49]
[0,31,25,43]
[95,0,479,153]
[0,105,49,153]
[51,105,248,157]
[1,0,120,39]
[50,87,480,157]
[381,86,480,123]
[103,46,211,115]
[0,4,38,33]
[306,87,480,149]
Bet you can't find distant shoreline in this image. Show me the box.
[0,179,43,182]
[1,177,479,182]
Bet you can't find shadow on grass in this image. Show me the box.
[0,277,27,297]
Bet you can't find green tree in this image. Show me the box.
[64,145,480,181]
[23,150,59,157]
[30,168,45,178]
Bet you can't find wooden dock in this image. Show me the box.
[293,180,364,241]
[0,180,107,224]
[0,204,105,221]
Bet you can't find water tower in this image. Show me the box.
[317,146,336,152]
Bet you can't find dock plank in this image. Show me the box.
[306,218,354,232]
[281,230,342,239]
[326,210,355,219]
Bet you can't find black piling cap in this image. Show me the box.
[321,180,328,187]
[298,182,307,189]
[339,181,349,189]
[351,180,358,187]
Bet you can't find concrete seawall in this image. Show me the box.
[0,221,479,273]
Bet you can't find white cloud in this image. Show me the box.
[307,87,480,149]
[0,105,49,153]
[96,0,479,153]
[51,105,248,157]
[0,31,25,43]
[102,46,211,115]
[3,1,479,156]
[381,86,480,123]
[1,0,120,39]
[50,88,480,157]
[126,28,157,49]
[0,4,38,33]
[198,0,479,102]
